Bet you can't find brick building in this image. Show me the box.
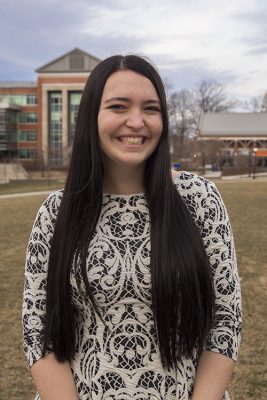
[0,82,38,164]
[0,48,100,168]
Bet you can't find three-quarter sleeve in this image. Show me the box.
[202,181,242,361]
[22,190,62,367]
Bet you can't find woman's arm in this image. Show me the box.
[191,351,235,400]
[31,353,78,400]
[192,178,242,398]
[22,191,77,397]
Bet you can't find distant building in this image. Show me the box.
[0,48,100,168]
[0,82,38,165]
[196,112,267,169]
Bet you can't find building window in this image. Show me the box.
[18,148,37,159]
[18,131,37,141]
[68,91,82,145]
[14,95,27,106]
[48,92,62,166]
[26,94,38,105]
[0,94,37,106]
[18,112,38,123]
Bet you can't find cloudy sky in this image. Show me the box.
[0,0,266,102]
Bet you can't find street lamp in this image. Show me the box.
[193,153,197,170]
[201,150,206,176]
[248,149,252,177]
[253,148,258,179]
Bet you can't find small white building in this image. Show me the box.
[196,112,267,169]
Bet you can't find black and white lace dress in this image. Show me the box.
[22,172,242,400]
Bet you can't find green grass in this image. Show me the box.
[0,194,50,399]
[0,180,64,195]
[0,181,266,399]
[215,181,267,399]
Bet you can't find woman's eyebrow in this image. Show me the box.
[104,97,129,103]
[143,99,161,105]
[104,97,160,105]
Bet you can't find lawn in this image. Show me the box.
[216,180,267,399]
[0,180,266,399]
[0,180,64,195]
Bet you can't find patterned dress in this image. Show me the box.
[22,172,242,400]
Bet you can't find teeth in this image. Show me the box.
[120,136,143,145]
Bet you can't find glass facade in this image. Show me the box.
[0,109,18,155]
[0,94,37,105]
[48,92,62,166]
[68,92,82,145]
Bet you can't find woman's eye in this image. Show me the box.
[108,104,126,110]
[145,106,161,113]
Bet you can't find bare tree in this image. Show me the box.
[167,89,197,158]
[163,77,173,100]
[167,80,236,141]
[196,80,237,113]
[263,92,267,112]
[166,79,237,166]
[243,92,267,112]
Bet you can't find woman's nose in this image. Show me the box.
[125,109,145,130]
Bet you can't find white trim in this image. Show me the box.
[38,72,90,78]
[197,136,267,141]
[42,83,85,90]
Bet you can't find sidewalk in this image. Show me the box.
[202,171,267,181]
[0,190,52,199]
[1,172,266,200]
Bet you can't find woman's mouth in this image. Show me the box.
[119,136,145,145]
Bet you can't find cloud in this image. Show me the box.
[157,57,238,92]
[0,58,35,81]
[230,3,267,52]
[246,46,267,55]
[234,9,267,26]
[0,0,266,99]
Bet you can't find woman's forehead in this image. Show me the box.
[102,70,159,99]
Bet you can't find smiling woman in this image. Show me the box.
[97,69,163,193]
[22,54,242,400]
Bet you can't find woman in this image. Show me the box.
[22,55,242,400]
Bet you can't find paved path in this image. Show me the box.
[0,173,266,200]
[0,190,52,199]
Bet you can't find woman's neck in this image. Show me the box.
[103,164,145,195]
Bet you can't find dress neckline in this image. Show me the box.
[103,192,145,198]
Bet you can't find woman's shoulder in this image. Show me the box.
[29,190,64,234]
[43,189,64,208]
[171,170,224,224]
[36,189,64,221]
[171,170,217,196]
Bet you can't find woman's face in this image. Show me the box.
[97,70,163,171]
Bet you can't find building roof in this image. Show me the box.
[197,112,267,137]
[0,82,36,88]
[36,48,101,73]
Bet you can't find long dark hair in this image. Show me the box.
[43,54,215,370]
